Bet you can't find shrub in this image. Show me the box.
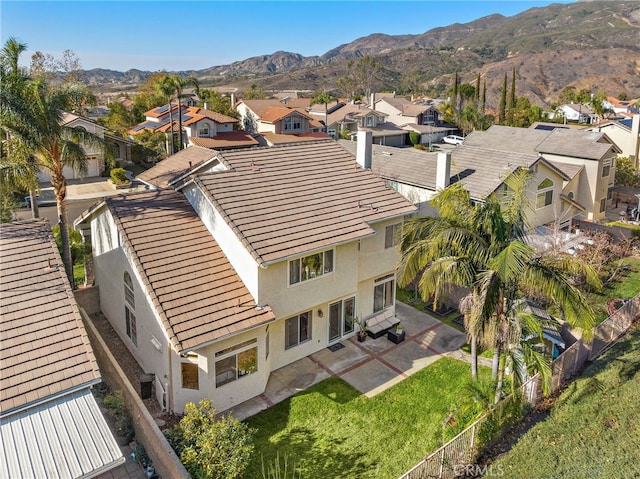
[110,167,129,185]
[103,391,135,442]
[409,130,421,146]
[165,399,254,479]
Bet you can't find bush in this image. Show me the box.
[165,399,254,479]
[409,130,421,146]
[110,167,129,185]
[103,391,135,442]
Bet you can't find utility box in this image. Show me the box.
[140,373,154,400]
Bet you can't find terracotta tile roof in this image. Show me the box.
[189,131,260,149]
[259,107,312,123]
[104,190,275,352]
[136,146,226,189]
[378,97,430,116]
[239,98,311,117]
[260,131,331,145]
[0,220,100,414]
[192,140,416,266]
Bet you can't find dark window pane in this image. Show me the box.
[374,284,384,312]
[299,312,311,342]
[324,250,334,273]
[215,356,236,387]
[286,317,298,349]
[290,259,300,284]
[181,362,199,390]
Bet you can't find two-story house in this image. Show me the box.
[129,104,257,151]
[75,140,416,413]
[340,134,573,227]
[586,114,640,167]
[464,125,621,222]
[37,112,133,181]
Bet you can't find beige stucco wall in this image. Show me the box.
[525,163,566,227]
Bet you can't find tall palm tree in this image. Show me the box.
[399,169,601,401]
[0,37,40,218]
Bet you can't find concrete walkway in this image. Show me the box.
[228,302,467,421]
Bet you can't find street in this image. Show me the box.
[15,198,100,226]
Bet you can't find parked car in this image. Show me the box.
[24,188,56,208]
[443,135,464,145]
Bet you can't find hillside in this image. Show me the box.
[81,1,640,105]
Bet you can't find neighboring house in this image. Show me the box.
[556,104,598,124]
[0,219,123,479]
[339,134,572,228]
[603,97,638,115]
[37,111,133,182]
[464,125,621,222]
[235,99,330,145]
[129,104,257,151]
[76,140,416,413]
[586,114,640,166]
[373,97,442,127]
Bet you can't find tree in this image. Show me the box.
[244,83,265,100]
[474,73,481,106]
[165,399,254,479]
[4,77,105,285]
[507,68,516,126]
[498,73,507,124]
[589,91,609,120]
[614,156,640,187]
[194,88,238,118]
[559,86,576,105]
[399,170,600,402]
[400,70,424,98]
[481,80,487,115]
[337,56,380,101]
[311,90,336,134]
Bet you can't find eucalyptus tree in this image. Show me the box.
[399,170,600,401]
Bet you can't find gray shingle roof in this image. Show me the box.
[0,220,100,413]
[104,190,275,352]
[194,140,417,266]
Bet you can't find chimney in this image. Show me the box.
[632,114,640,168]
[230,92,236,110]
[356,130,372,169]
[203,102,209,110]
[370,92,375,109]
[436,151,451,190]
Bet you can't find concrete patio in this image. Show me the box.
[228,302,467,421]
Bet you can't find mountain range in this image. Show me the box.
[81,1,640,107]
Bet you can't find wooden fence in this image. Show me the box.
[399,293,640,479]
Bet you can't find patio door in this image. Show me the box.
[328,297,355,343]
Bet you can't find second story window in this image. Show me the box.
[385,223,402,249]
[366,115,375,127]
[284,115,302,131]
[289,250,334,285]
[536,178,554,209]
[602,164,610,178]
[199,122,210,136]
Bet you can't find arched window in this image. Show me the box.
[199,122,211,136]
[536,178,554,209]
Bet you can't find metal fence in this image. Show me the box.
[399,293,640,479]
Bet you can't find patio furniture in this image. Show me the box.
[387,328,405,344]
[366,309,400,339]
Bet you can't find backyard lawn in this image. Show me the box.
[586,255,640,323]
[244,357,489,479]
[493,324,640,479]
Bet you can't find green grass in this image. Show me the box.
[585,256,640,323]
[245,357,489,479]
[396,287,465,333]
[493,325,640,479]
[73,262,85,288]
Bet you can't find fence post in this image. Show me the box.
[439,446,445,478]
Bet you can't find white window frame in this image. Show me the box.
[285,311,312,349]
[199,122,210,136]
[373,275,395,313]
[385,223,402,249]
[124,271,135,308]
[215,339,258,388]
[289,249,334,285]
[284,115,302,131]
[536,178,554,209]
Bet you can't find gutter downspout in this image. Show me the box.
[167,343,173,413]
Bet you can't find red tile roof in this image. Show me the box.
[189,131,260,149]
[0,220,100,413]
[103,190,275,352]
[193,140,416,266]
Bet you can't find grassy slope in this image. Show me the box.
[586,256,640,323]
[494,325,640,479]
[245,357,488,479]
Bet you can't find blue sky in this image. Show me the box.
[2,1,575,72]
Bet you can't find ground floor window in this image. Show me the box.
[215,339,258,388]
[374,275,395,313]
[285,311,312,349]
[125,306,137,346]
[599,197,607,213]
[181,353,199,390]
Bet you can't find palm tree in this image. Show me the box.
[5,78,104,284]
[399,169,601,402]
[311,90,336,135]
[0,37,40,218]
